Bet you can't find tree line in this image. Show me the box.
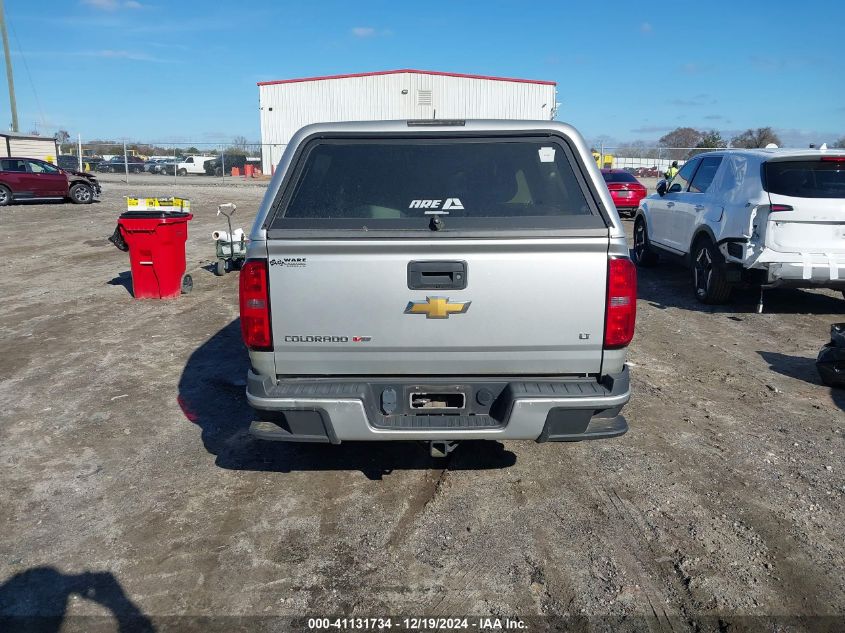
[612,128,845,160]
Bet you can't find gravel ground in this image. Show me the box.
[0,181,843,632]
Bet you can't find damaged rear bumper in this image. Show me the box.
[246,367,631,443]
[747,249,845,288]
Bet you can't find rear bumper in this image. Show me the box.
[610,193,646,210]
[246,367,630,443]
[751,250,845,287]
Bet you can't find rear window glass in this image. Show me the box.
[271,138,600,232]
[602,171,638,183]
[764,160,845,198]
[0,159,27,172]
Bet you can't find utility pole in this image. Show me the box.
[0,0,19,132]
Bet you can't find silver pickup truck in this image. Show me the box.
[239,120,635,455]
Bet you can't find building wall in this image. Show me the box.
[1,136,58,162]
[258,72,557,173]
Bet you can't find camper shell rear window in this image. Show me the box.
[266,135,608,235]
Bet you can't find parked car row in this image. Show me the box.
[631,148,845,309]
[96,156,146,174]
[54,153,261,177]
[56,155,103,172]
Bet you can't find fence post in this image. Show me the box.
[77,134,82,171]
[221,150,225,185]
[123,141,128,184]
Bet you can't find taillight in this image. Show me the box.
[604,257,637,349]
[820,156,845,162]
[770,204,794,212]
[239,259,272,351]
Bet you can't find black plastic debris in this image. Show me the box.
[817,323,845,388]
[108,225,129,252]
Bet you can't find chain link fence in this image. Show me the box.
[52,139,725,184]
[591,146,735,177]
[54,139,288,184]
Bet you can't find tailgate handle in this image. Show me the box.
[408,260,468,290]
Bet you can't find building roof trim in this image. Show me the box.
[257,68,556,87]
[0,132,57,141]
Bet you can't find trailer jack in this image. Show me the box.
[429,440,459,458]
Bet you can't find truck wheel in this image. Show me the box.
[69,183,93,204]
[0,185,11,206]
[632,217,659,267]
[215,259,226,276]
[108,166,116,173]
[691,238,732,304]
[178,168,187,177]
[215,166,223,177]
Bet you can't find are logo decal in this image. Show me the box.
[408,197,464,211]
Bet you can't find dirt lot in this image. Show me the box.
[0,181,843,632]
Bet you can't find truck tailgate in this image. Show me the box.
[267,237,608,376]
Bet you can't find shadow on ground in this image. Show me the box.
[0,567,154,633]
[177,319,517,479]
[759,350,845,412]
[107,271,132,296]
[635,260,845,316]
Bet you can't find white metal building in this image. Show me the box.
[257,69,557,173]
[0,132,58,162]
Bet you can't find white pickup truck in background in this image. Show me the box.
[161,155,215,176]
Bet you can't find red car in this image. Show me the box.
[0,157,101,206]
[601,169,647,217]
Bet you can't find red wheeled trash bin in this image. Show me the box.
[117,211,193,299]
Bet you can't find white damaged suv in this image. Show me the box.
[633,149,845,306]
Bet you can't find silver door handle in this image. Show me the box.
[666,202,675,208]
[694,205,705,211]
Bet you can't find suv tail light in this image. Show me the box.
[604,257,637,349]
[239,259,272,351]
[770,204,794,212]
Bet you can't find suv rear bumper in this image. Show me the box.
[751,250,845,287]
[246,367,630,443]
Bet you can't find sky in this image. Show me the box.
[2,0,844,148]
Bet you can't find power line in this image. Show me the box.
[0,0,18,132]
[8,9,46,132]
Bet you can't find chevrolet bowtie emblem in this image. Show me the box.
[404,296,471,319]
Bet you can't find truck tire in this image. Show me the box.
[0,185,11,206]
[632,216,659,267]
[178,168,187,177]
[214,166,223,177]
[69,183,93,204]
[108,166,116,173]
[691,237,732,304]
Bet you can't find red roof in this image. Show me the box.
[257,69,556,87]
